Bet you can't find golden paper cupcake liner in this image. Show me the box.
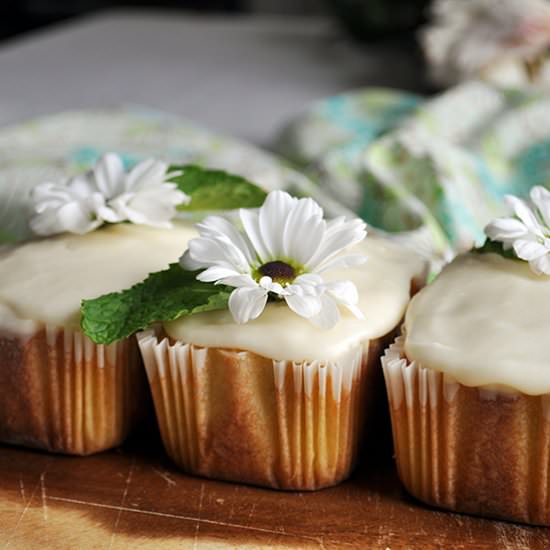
[382,335,550,526]
[137,330,385,490]
[0,324,146,455]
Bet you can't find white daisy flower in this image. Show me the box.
[485,186,550,275]
[29,175,106,236]
[30,153,189,236]
[181,190,367,328]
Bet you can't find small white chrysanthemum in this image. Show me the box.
[485,186,550,275]
[30,153,190,236]
[181,190,367,329]
[29,175,106,236]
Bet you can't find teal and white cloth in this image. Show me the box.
[3,84,550,270]
[0,108,346,243]
[275,81,550,263]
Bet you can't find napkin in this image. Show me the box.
[0,107,330,242]
[275,81,550,263]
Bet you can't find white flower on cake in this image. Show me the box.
[485,186,550,275]
[181,190,367,328]
[29,175,106,236]
[30,153,189,236]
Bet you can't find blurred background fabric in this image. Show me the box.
[421,0,550,89]
[0,0,430,43]
[2,0,550,269]
[0,107,333,241]
[275,81,550,261]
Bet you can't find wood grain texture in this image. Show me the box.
[1,431,550,549]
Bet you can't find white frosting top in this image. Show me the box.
[0,223,196,334]
[164,237,426,362]
[404,253,550,395]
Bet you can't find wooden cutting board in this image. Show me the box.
[1,432,549,549]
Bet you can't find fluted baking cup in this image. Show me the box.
[0,325,146,455]
[382,335,550,526]
[137,331,387,490]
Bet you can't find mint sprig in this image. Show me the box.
[0,229,16,243]
[168,165,267,211]
[81,166,266,344]
[81,265,231,344]
[473,238,518,260]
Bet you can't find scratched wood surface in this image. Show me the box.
[1,429,550,550]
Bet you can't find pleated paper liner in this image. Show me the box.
[137,330,389,490]
[0,324,146,455]
[382,335,550,526]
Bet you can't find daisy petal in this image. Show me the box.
[196,266,242,283]
[324,280,364,319]
[286,214,326,266]
[196,216,256,265]
[240,208,270,262]
[282,197,325,263]
[530,186,550,228]
[94,153,125,198]
[343,303,365,320]
[217,274,257,288]
[228,287,268,324]
[28,152,186,236]
[484,217,529,242]
[68,176,97,199]
[29,209,63,235]
[513,238,548,261]
[259,190,296,258]
[530,253,550,275]
[56,201,99,235]
[257,276,286,295]
[307,218,367,271]
[179,189,368,327]
[180,249,204,271]
[324,280,359,306]
[505,195,544,237]
[96,203,123,223]
[293,273,323,286]
[30,182,66,205]
[126,158,167,191]
[308,294,340,330]
[112,185,185,228]
[293,196,323,220]
[188,237,251,273]
[284,292,322,319]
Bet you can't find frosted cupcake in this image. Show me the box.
[83,189,427,489]
[382,186,550,525]
[0,154,263,455]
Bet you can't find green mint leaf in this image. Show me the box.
[168,165,267,211]
[81,264,231,344]
[0,229,16,243]
[472,239,518,260]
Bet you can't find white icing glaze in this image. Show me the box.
[0,223,196,332]
[404,253,550,395]
[164,237,426,362]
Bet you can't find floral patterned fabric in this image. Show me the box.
[3,85,550,270]
[275,81,550,263]
[0,108,330,242]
